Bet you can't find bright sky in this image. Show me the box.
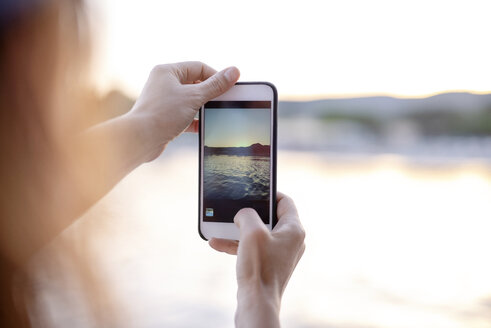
[204,108,270,147]
[89,0,491,100]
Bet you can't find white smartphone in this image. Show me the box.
[199,82,278,241]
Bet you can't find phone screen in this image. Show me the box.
[202,100,272,224]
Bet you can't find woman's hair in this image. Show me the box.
[0,0,100,326]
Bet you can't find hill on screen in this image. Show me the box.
[204,143,270,156]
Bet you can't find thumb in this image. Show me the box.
[198,66,240,102]
[234,208,268,241]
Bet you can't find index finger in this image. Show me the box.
[185,119,199,133]
[174,61,217,84]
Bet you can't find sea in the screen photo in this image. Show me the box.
[203,106,271,223]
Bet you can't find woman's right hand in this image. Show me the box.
[209,192,306,328]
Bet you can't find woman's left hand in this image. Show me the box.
[129,61,240,162]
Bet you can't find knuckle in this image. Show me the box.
[297,226,306,243]
[298,242,306,258]
[151,64,170,76]
[188,60,204,67]
[290,223,306,244]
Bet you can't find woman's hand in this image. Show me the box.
[129,61,240,162]
[36,62,239,265]
[209,193,306,328]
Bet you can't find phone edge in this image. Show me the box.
[198,103,207,240]
[198,81,279,241]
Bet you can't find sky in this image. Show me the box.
[89,0,491,100]
[204,108,270,147]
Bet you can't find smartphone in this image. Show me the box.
[199,82,277,241]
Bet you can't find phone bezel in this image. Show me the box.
[198,82,278,241]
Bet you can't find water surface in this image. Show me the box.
[32,150,491,328]
[203,154,269,200]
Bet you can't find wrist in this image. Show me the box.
[122,110,167,163]
[236,282,281,328]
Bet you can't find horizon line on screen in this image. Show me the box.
[205,101,271,109]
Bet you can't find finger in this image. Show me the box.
[174,61,218,84]
[275,191,300,226]
[273,192,305,242]
[234,208,269,241]
[185,119,199,133]
[209,238,238,255]
[196,66,240,103]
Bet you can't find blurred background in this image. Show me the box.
[31,0,491,327]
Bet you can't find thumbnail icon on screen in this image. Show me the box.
[205,208,214,217]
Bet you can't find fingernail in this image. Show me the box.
[224,67,239,82]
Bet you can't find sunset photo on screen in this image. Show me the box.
[203,102,271,223]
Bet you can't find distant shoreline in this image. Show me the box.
[204,143,270,157]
